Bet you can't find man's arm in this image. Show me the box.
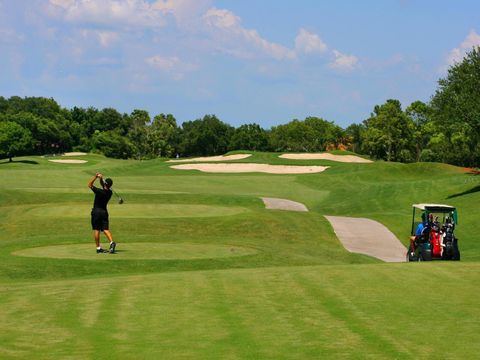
[88,173,101,189]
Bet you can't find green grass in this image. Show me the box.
[1,152,479,359]
[13,243,258,260]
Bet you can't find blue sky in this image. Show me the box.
[1,0,479,128]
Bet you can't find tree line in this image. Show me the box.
[1,47,479,167]
[0,97,344,161]
[346,47,480,167]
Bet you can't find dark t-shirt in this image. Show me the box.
[90,186,112,210]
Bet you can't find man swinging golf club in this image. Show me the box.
[88,173,116,254]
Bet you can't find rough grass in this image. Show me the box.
[1,152,479,359]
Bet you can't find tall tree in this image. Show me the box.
[128,109,151,159]
[269,120,315,152]
[92,130,134,159]
[0,121,32,162]
[269,117,345,152]
[93,108,126,134]
[230,123,268,151]
[362,99,414,162]
[148,113,179,158]
[304,117,345,150]
[0,112,68,154]
[430,46,480,166]
[180,115,233,156]
[405,101,433,162]
[345,123,365,154]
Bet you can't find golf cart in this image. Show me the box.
[407,204,460,262]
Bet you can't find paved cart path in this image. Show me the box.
[261,197,309,212]
[325,216,407,262]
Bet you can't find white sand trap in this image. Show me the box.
[171,163,329,174]
[167,154,252,163]
[262,197,308,212]
[48,159,88,164]
[280,153,372,163]
[63,152,87,156]
[325,216,406,262]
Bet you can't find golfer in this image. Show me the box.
[88,173,116,253]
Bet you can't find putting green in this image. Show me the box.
[13,242,258,260]
[26,204,249,218]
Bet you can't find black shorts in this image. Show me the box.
[91,208,109,231]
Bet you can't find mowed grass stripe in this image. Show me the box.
[2,263,480,359]
[25,203,250,219]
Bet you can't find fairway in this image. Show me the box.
[1,152,479,359]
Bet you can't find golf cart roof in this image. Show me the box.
[412,203,456,212]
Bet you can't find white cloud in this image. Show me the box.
[203,7,295,60]
[329,50,359,72]
[43,2,359,75]
[47,0,168,29]
[294,28,359,72]
[97,31,119,47]
[152,0,212,29]
[0,27,25,43]
[152,0,210,17]
[204,7,240,28]
[145,54,197,80]
[295,28,327,55]
[49,0,75,7]
[446,29,480,65]
[75,29,119,47]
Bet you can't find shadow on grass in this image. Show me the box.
[447,185,480,199]
[448,170,480,198]
[0,159,39,165]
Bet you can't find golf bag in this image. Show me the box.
[441,222,460,260]
[430,220,442,258]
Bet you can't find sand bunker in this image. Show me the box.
[168,154,252,163]
[325,216,406,262]
[262,197,308,212]
[48,159,88,164]
[171,163,329,174]
[280,153,372,163]
[63,152,87,156]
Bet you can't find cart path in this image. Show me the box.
[261,197,309,212]
[325,216,407,262]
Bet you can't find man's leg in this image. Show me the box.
[94,230,101,248]
[104,230,116,253]
[104,230,113,243]
[94,230,106,253]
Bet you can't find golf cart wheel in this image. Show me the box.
[442,245,452,260]
[452,248,461,261]
[407,251,417,262]
[420,248,432,261]
[452,240,460,261]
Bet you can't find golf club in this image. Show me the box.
[112,188,124,204]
